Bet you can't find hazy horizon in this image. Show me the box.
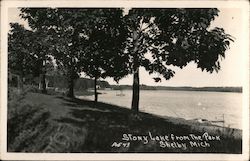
[107,83,242,88]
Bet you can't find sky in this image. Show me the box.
[8,8,245,87]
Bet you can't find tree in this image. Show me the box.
[31,29,55,93]
[79,9,128,102]
[124,8,233,112]
[19,8,127,99]
[8,23,34,89]
[47,8,128,99]
[48,8,94,98]
[21,8,91,97]
[20,8,56,93]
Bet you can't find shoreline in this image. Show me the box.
[8,90,242,153]
[77,91,242,130]
[79,96,242,138]
[76,94,242,140]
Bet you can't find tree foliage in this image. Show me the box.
[19,8,129,98]
[80,9,128,81]
[20,8,87,96]
[76,9,128,101]
[153,9,233,73]
[19,8,56,93]
[8,23,35,78]
[123,8,233,111]
[9,8,233,110]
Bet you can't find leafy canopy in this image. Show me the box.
[78,8,129,82]
[124,8,233,82]
[8,23,36,76]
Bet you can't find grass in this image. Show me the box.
[7,88,242,153]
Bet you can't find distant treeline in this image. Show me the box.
[111,84,242,93]
[46,76,110,90]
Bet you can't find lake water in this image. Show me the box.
[78,90,242,129]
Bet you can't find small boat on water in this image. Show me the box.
[193,117,225,125]
[194,118,209,123]
[116,93,125,96]
[116,90,125,96]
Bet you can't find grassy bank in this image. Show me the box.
[7,89,242,153]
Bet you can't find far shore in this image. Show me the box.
[109,85,242,93]
[75,86,243,97]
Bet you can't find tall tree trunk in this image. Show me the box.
[18,64,25,93]
[67,78,74,98]
[67,71,75,98]
[41,60,47,94]
[41,73,47,94]
[131,68,140,112]
[131,30,140,112]
[67,70,75,98]
[94,76,98,102]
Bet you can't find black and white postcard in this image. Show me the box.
[0,0,249,160]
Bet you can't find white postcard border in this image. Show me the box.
[1,0,249,160]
